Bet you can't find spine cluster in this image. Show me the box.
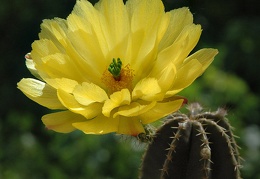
[140,103,242,179]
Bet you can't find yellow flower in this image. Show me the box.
[17,0,218,136]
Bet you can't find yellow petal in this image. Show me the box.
[150,62,177,92]
[66,1,111,86]
[73,115,119,134]
[117,116,145,136]
[150,38,183,78]
[157,13,170,45]
[67,0,94,33]
[38,53,86,81]
[132,78,163,101]
[68,0,109,56]
[66,30,107,71]
[159,7,193,50]
[25,53,41,79]
[173,24,202,66]
[17,78,65,109]
[166,49,218,97]
[157,24,202,72]
[39,18,68,50]
[57,89,102,119]
[32,40,86,81]
[168,59,203,94]
[184,48,219,71]
[104,33,132,66]
[140,98,184,124]
[95,0,130,49]
[114,101,156,118]
[130,29,158,82]
[45,78,78,93]
[96,0,132,65]
[149,24,201,87]
[102,89,131,117]
[126,0,164,32]
[42,111,86,133]
[31,39,60,62]
[126,0,165,81]
[73,82,108,106]
[65,33,106,87]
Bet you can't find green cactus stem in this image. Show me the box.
[140,103,242,179]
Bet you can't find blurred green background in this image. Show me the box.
[0,0,259,178]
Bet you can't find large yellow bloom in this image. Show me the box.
[17,0,218,136]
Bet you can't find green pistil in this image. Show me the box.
[108,58,122,80]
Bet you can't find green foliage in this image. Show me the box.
[1,110,143,179]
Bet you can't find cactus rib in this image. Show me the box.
[140,103,242,179]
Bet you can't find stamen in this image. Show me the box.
[102,58,134,94]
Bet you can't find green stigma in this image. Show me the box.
[108,58,122,80]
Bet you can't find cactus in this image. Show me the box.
[140,103,242,179]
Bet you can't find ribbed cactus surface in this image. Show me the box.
[140,103,242,179]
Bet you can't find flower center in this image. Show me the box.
[102,58,134,93]
[108,58,122,81]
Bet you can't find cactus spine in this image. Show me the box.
[140,103,242,179]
